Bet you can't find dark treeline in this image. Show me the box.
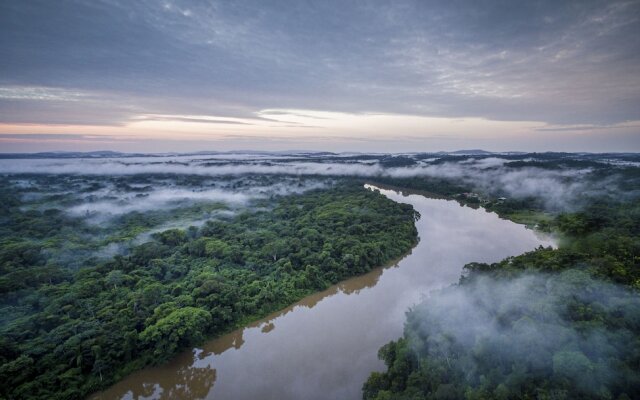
[0,181,418,399]
[367,176,471,197]
[363,192,640,399]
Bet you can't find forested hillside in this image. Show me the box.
[0,181,418,399]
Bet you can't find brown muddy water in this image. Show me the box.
[92,185,555,400]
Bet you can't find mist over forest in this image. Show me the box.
[0,151,638,399]
[2,0,640,398]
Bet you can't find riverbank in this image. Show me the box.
[79,185,419,400]
[364,190,640,399]
[92,186,552,400]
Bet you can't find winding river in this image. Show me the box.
[92,186,555,400]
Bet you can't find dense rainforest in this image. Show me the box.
[0,177,418,400]
[2,152,640,400]
[363,190,640,399]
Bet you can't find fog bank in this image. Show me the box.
[406,270,640,397]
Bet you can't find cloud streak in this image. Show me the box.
[0,0,638,152]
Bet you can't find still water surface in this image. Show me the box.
[93,186,554,400]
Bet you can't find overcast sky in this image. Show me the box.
[1,0,639,153]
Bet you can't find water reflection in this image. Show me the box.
[92,186,554,400]
[114,356,217,400]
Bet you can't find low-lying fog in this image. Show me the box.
[1,151,633,211]
[2,151,636,267]
[3,173,334,265]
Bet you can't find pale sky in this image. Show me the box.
[1,0,639,153]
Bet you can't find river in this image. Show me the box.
[92,185,554,400]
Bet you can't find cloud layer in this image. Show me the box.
[0,1,639,152]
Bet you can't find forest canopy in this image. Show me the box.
[0,177,418,400]
[2,151,640,400]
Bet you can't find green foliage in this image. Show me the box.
[0,181,418,399]
[463,201,640,287]
[140,307,212,359]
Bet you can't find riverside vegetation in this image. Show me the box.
[2,151,639,400]
[363,178,640,399]
[0,176,418,399]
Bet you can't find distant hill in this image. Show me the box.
[1,149,637,161]
[448,149,493,155]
